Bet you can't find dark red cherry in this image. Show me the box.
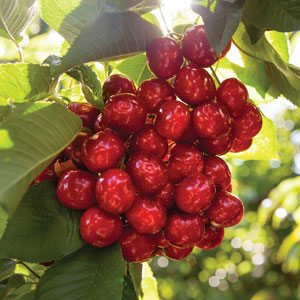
[221,41,231,57]
[231,138,252,152]
[168,144,204,183]
[57,170,96,210]
[192,102,232,139]
[178,122,199,144]
[196,224,225,250]
[175,65,216,105]
[119,227,156,262]
[203,156,231,191]
[164,245,193,260]
[226,184,232,193]
[31,161,56,186]
[153,231,170,248]
[175,173,215,214]
[233,102,262,139]
[137,78,176,113]
[155,100,191,140]
[126,153,168,195]
[93,114,107,133]
[208,191,244,227]
[156,182,175,209]
[82,130,125,173]
[102,74,136,101]
[199,132,233,156]
[126,196,167,234]
[146,37,183,79]
[199,210,210,224]
[96,169,135,214]
[165,212,205,248]
[67,102,100,128]
[80,207,122,247]
[130,125,168,159]
[102,93,147,135]
[217,78,248,117]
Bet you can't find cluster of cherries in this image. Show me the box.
[33,25,262,262]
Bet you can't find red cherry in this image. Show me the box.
[155,100,191,140]
[126,153,168,195]
[233,102,262,139]
[199,132,233,156]
[156,182,175,209]
[146,37,183,79]
[196,224,225,250]
[137,78,176,113]
[165,245,193,260]
[217,78,248,117]
[168,144,204,183]
[208,191,244,227]
[153,231,170,248]
[192,102,232,139]
[178,122,198,144]
[31,162,56,186]
[226,184,233,192]
[221,41,232,57]
[82,130,125,173]
[102,93,147,135]
[199,210,210,224]
[175,173,215,214]
[80,207,122,247]
[126,196,167,234]
[231,138,252,152]
[93,114,107,133]
[119,227,156,262]
[175,65,216,105]
[57,170,96,210]
[96,169,135,214]
[203,156,231,191]
[130,125,168,159]
[102,74,136,101]
[165,212,205,248]
[67,102,100,128]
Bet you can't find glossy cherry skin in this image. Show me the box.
[137,78,176,113]
[165,212,205,248]
[217,78,248,117]
[199,132,233,156]
[126,196,167,234]
[155,100,191,141]
[231,138,252,152]
[102,93,147,135]
[153,231,170,248]
[164,245,193,260]
[233,102,262,139]
[57,170,96,210]
[67,102,100,128]
[119,227,156,262]
[82,130,125,173]
[31,162,56,186]
[146,37,183,79]
[179,122,199,144]
[130,125,168,159]
[196,224,225,250]
[96,169,135,214]
[192,102,232,139]
[208,191,244,227]
[93,114,107,133]
[80,207,122,247]
[175,65,216,105]
[175,173,215,214]
[126,153,168,195]
[156,182,175,209]
[102,74,136,101]
[203,156,231,191]
[168,144,204,183]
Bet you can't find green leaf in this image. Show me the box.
[129,263,142,298]
[4,283,36,300]
[0,181,84,262]
[34,244,125,300]
[0,259,16,282]
[0,206,8,239]
[139,263,159,300]
[122,275,138,300]
[242,20,265,44]
[0,102,81,215]
[265,31,289,62]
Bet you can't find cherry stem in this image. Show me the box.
[159,6,171,34]
[210,66,221,86]
[18,261,41,279]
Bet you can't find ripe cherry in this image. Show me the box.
[96,169,135,214]
[80,207,122,247]
[82,130,125,173]
[168,144,204,183]
[231,138,252,153]
[199,132,233,156]
[175,65,216,105]
[203,156,231,191]
[196,224,225,250]
[208,191,244,227]
[102,74,136,101]
[31,162,56,186]
[126,196,167,234]
[156,182,175,209]
[175,173,215,214]
[217,78,248,117]
[164,245,193,260]
[192,102,232,139]
[155,100,191,140]
[165,212,205,248]
[153,231,170,248]
[67,102,100,128]
[137,78,176,113]
[179,122,198,144]
[146,37,183,79]
[57,170,96,210]
[126,153,168,195]
[93,114,107,133]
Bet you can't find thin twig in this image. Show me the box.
[18,261,41,279]
[159,6,171,33]
[210,66,221,85]
[16,45,24,62]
